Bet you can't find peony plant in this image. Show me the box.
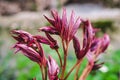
[11,9,110,80]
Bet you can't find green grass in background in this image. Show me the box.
[92,20,115,33]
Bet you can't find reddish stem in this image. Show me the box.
[74,61,81,80]
[60,40,69,79]
[39,63,45,80]
[78,62,94,80]
[55,49,62,67]
[64,60,82,80]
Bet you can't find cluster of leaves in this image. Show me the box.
[11,9,110,80]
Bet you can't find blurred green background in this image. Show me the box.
[0,0,120,80]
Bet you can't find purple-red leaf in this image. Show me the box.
[45,33,59,49]
[101,34,110,52]
[44,9,81,43]
[51,10,59,20]
[34,35,50,45]
[38,26,59,35]
[47,56,59,80]
[14,44,42,63]
[70,17,81,41]
[44,15,55,26]
[92,61,104,71]
[11,30,34,45]
[90,38,101,52]
[73,36,81,59]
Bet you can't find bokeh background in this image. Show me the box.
[0,0,120,80]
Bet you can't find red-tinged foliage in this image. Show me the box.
[11,9,110,80]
